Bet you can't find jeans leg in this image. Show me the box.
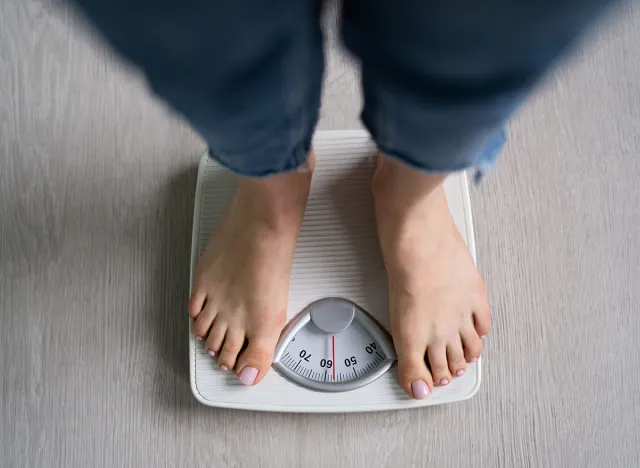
[72,0,324,177]
[342,0,614,176]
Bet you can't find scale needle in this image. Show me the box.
[332,335,336,381]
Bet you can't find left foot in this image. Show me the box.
[372,156,491,400]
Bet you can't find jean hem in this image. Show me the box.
[376,126,507,185]
[207,144,309,178]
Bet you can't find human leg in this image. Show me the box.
[73,0,325,384]
[342,0,613,398]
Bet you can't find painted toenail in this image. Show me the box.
[411,380,430,400]
[470,357,478,363]
[220,365,229,371]
[207,349,215,357]
[196,336,203,341]
[440,378,449,385]
[456,369,465,377]
[237,367,259,386]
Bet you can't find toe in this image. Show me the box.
[191,304,217,340]
[397,351,434,400]
[427,345,452,386]
[188,290,207,318]
[204,317,227,356]
[235,333,279,386]
[461,327,483,362]
[473,305,491,339]
[393,321,433,399]
[217,329,246,371]
[446,339,467,377]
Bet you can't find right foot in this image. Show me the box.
[188,154,313,386]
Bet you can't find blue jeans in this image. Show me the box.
[72,0,611,177]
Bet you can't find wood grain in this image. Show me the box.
[1,0,639,467]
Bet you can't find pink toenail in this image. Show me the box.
[440,378,449,386]
[411,380,430,400]
[456,369,465,377]
[207,349,215,357]
[237,367,259,386]
[195,336,203,341]
[220,365,229,371]
[470,357,478,363]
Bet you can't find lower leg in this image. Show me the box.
[344,0,613,399]
[373,156,490,399]
[71,0,324,386]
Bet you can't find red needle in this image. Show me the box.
[332,335,336,381]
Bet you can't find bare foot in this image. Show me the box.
[189,154,313,386]
[372,156,490,400]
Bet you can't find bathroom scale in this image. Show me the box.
[189,130,481,412]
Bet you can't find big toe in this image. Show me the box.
[397,352,434,400]
[235,333,279,386]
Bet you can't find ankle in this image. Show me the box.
[372,154,446,210]
[235,172,310,229]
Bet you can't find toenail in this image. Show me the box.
[440,378,449,386]
[207,349,215,357]
[470,357,478,363]
[411,380,430,400]
[237,367,259,386]
[220,365,229,371]
[195,336,203,341]
[456,369,465,377]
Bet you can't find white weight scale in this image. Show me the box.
[189,130,481,412]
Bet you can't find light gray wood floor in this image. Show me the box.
[1,1,639,466]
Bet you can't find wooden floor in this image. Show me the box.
[1,1,639,467]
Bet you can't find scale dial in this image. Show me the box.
[272,298,396,392]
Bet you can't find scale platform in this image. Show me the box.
[189,130,481,412]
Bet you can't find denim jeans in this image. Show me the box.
[72,0,612,177]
